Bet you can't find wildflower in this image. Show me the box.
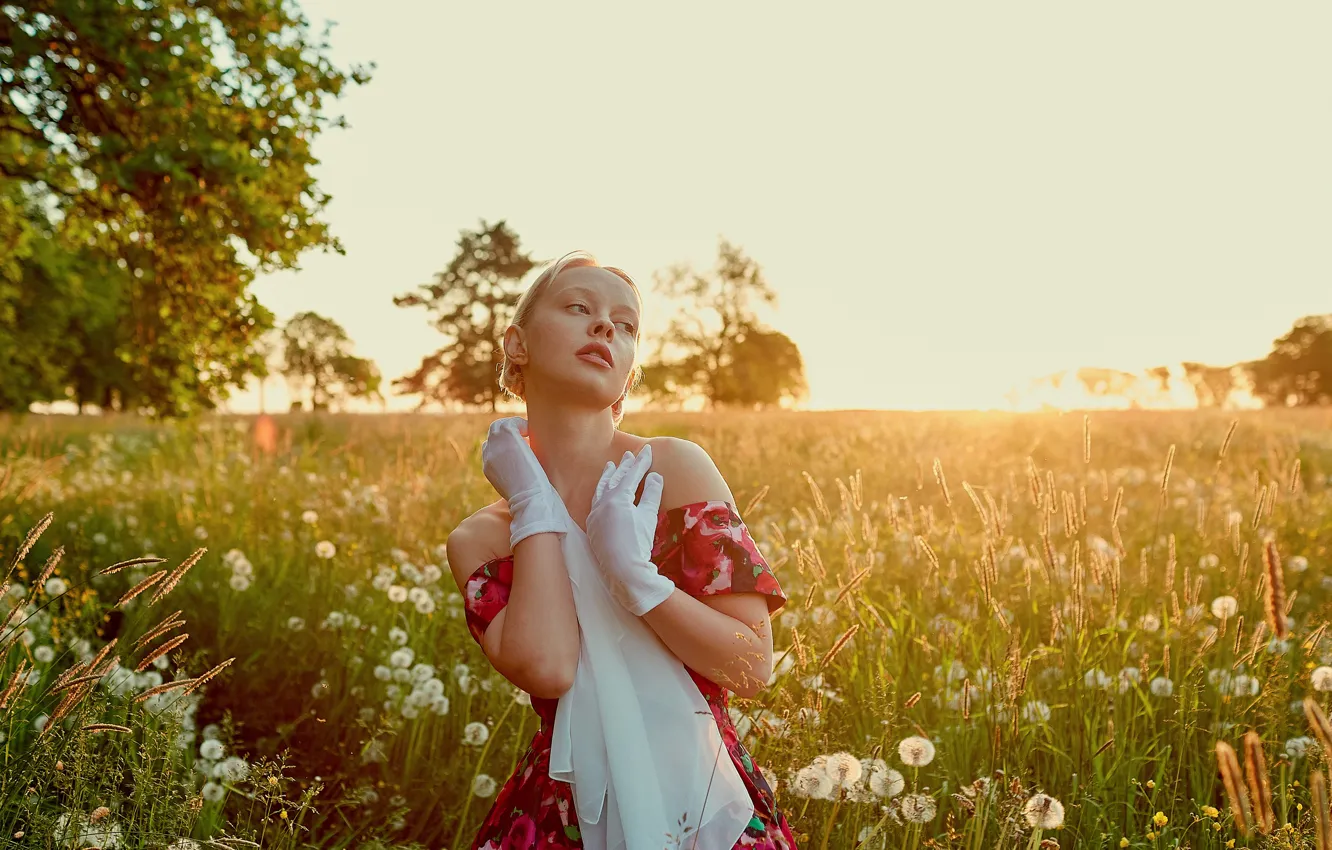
[229,574,251,591]
[287,617,305,631]
[387,585,408,603]
[473,773,497,797]
[1137,613,1161,632]
[199,739,225,760]
[868,765,905,798]
[315,540,336,559]
[898,793,937,823]
[1312,666,1332,691]
[201,782,224,802]
[790,765,834,799]
[302,510,319,525]
[1022,700,1052,723]
[1152,811,1168,828]
[1149,677,1174,697]
[1285,736,1317,760]
[1201,805,1219,818]
[898,736,936,767]
[463,721,489,746]
[823,752,862,788]
[1023,793,1066,829]
[1211,596,1238,619]
[44,577,68,596]
[388,626,408,646]
[1289,555,1309,572]
[389,647,414,669]
[1083,668,1111,690]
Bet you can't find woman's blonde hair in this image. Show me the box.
[498,250,645,426]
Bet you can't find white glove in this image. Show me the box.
[481,416,567,551]
[585,444,677,616]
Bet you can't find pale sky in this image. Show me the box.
[224,1,1331,414]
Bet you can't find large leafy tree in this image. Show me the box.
[1245,314,1332,407]
[642,237,805,410]
[393,220,542,412]
[0,0,371,416]
[279,311,381,412]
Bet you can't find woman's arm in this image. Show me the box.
[447,515,581,699]
[638,438,776,699]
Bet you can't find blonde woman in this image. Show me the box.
[447,251,797,850]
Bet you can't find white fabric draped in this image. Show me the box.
[545,492,754,850]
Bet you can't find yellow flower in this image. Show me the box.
[1226,841,1235,848]
[1298,803,1305,812]
[1201,806,1219,818]
[1119,839,1129,848]
[1146,780,1156,790]
[1152,812,1168,828]
[1212,823,1221,831]
[1145,830,1157,841]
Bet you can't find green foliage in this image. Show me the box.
[645,237,807,410]
[0,0,372,416]
[1247,315,1332,408]
[392,219,542,411]
[279,311,382,412]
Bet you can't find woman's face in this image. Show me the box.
[513,265,640,409]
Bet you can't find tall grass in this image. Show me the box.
[0,407,1330,849]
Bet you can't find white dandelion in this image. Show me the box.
[1313,667,1332,691]
[1211,595,1239,619]
[315,540,336,559]
[1022,793,1065,829]
[473,773,497,797]
[898,793,937,823]
[898,736,936,767]
[463,721,489,746]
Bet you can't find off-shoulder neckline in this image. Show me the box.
[462,498,740,586]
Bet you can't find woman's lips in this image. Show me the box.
[577,352,612,369]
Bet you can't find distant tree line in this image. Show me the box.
[391,220,807,413]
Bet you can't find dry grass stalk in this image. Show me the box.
[1313,769,1332,850]
[0,659,32,709]
[801,471,830,523]
[904,691,921,709]
[115,570,168,608]
[132,677,199,703]
[132,610,186,653]
[81,723,133,734]
[98,556,168,577]
[182,657,235,695]
[1290,457,1302,494]
[136,633,189,672]
[148,548,208,605]
[832,567,871,608]
[1219,419,1238,459]
[742,484,770,518]
[1262,539,1289,639]
[6,511,53,577]
[1215,740,1251,836]
[932,458,951,507]
[34,546,64,590]
[818,624,859,669]
[1083,414,1091,463]
[1243,730,1274,834]
[1160,444,1176,499]
[1026,458,1041,505]
[1305,697,1332,763]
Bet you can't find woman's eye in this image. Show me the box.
[618,322,636,334]
[570,303,588,313]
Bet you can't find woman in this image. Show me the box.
[446,250,798,850]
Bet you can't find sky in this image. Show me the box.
[222,1,1331,414]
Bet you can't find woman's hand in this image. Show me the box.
[481,416,566,550]
[585,444,677,616]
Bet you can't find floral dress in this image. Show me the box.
[462,499,799,850]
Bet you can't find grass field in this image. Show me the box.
[1,407,1331,850]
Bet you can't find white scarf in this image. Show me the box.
[546,491,754,850]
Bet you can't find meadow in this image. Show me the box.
[1,407,1331,850]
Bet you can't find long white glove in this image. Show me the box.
[481,416,567,551]
[585,445,677,616]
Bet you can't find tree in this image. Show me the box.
[393,220,542,412]
[1245,314,1332,407]
[1181,361,1241,408]
[644,237,805,410]
[0,0,372,416]
[279,311,382,412]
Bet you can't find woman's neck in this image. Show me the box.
[522,402,624,512]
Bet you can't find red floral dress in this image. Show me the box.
[462,500,798,850]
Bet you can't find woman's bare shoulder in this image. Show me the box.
[445,500,513,590]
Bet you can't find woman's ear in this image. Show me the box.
[503,326,529,366]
